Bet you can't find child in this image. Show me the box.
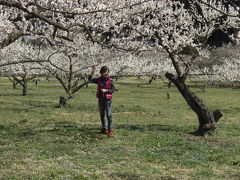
[89,66,116,137]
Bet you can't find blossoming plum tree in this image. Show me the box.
[1,0,239,135]
[38,33,117,107]
[93,0,239,135]
[0,40,47,95]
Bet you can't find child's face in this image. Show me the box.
[101,71,109,77]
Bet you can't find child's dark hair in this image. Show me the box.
[100,66,109,74]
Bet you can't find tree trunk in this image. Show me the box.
[8,77,18,89]
[165,72,223,136]
[58,96,67,107]
[166,92,170,99]
[168,81,172,88]
[149,76,156,84]
[13,81,18,89]
[57,95,73,108]
[22,81,27,96]
[35,79,39,86]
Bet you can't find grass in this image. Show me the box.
[0,77,239,180]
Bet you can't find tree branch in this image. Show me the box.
[198,0,240,18]
[0,0,70,31]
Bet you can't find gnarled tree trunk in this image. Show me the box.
[58,96,68,108]
[8,76,19,89]
[165,72,223,136]
[13,81,18,89]
[149,75,156,84]
[22,80,27,96]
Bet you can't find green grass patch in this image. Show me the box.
[0,77,239,179]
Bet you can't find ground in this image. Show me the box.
[0,77,239,180]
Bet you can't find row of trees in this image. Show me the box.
[197,45,240,88]
[1,0,240,135]
[0,35,173,102]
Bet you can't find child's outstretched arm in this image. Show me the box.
[88,66,98,84]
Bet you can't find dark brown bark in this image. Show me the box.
[0,0,69,32]
[165,72,223,136]
[0,31,24,50]
[72,81,88,94]
[58,96,67,108]
[168,81,172,88]
[22,80,27,96]
[10,75,36,96]
[149,76,156,84]
[8,77,18,89]
[166,92,170,99]
[13,82,17,89]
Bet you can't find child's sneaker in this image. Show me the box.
[108,130,113,137]
[97,128,108,134]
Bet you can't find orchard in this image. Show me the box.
[0,1,239,179]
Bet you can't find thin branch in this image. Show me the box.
[72,81,88,94]
[0,31,26,49]
[0,0,70,31]
[154,32,182,77]
[0,59,48,68]
[198,0,240,18]
[33,3,110,16]
[32,0,151,16]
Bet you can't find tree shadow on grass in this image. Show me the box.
[115,123,192,133]
[0,106,50,114]
[22,100,56,109]
[0,99,55,110]
[0,123,105,158]
[0,118,197,149]
[0,105,38,115]
[41,123,101,139]
[69,103,98,112]
[109,172,141,180]
[0,94,23,97]
[0,101,21,107]
[0,122,103,143]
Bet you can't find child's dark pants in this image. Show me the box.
[98,99,113,130]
